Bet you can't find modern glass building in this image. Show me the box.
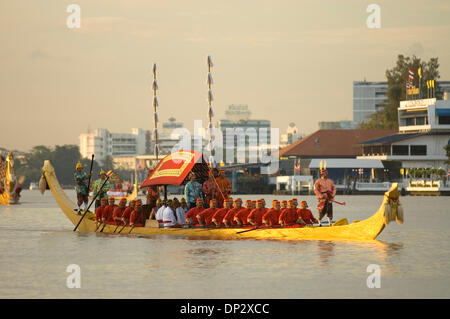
[353,81,388,125]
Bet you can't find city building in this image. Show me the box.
[280,122,303,149]
[353,80,450,126]
[353,81,388,125]
[318,121,356,130]
[79,128,150,164]
[358,97,450,169]
[275,129,396,193]
[216,105,271,164]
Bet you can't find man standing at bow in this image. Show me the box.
[73,162,90,215]
[92,169,110,210]
[314,168,336,226]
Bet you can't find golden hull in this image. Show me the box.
[42,160,400,241]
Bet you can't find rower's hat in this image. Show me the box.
[245,200,252,206]
[119,198,127,204]
[224,198,233,203]
[130,199,136,205]
[108,197,115,202]
[272,199,279,205]
[135,199,142,206]
[100,198,107,203]
[196,198,203,203]
[75,161,82,170]
[291,198,298,203]
[234,198,242,203]
[320,169,328,175]
[300,200,308,208]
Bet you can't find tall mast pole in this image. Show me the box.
[207,55,215,168]
[152,63,159,161]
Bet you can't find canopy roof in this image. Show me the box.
[141,150,210,187]
[309,158,384,169]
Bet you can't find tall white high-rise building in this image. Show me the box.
[79,128,150,164]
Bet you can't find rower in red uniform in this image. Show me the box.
[279,200,305,227]
[233,200,253,226]
[247,199,267,226]
[280,200,288,211]
[112,198,127,225]
[121,200,135,226]
[212,198,233,226]
[102,197,117,224]
[185,198,204,226]
[222,198,242,227]
[95,198,108,225]
[197,199,217,226]
[297,200,318,225]
[130,199,143,227]
[262,200,281,227]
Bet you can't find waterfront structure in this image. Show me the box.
[277,129,396,193]
[358,97,450,170]
[353,80,450,126]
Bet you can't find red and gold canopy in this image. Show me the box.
[141,150,209,187]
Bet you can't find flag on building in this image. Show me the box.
[418,67,422,79]
[408,70,414,81]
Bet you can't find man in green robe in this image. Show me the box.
[74,161,90,214]
[92,169,110,209]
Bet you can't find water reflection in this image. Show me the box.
[317,240,335,266]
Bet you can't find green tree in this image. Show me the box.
[445,144,450,164]
[360,55,441,129]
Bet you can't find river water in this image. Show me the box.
[0,190,449,299]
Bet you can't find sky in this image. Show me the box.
[1,0,450,152]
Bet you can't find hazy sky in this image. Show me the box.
[1,0,450,151]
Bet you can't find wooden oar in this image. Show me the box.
[73,156,101,232]
[117,223,128,234]
[128,225,135,234]
[113,220,123,233]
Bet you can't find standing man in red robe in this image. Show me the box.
[314,168,336,226]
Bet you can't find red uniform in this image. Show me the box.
[278,208,299,226]
[112,206,126,225]
[297,208,316,224]
[262,208,281,226]
[197,208,217,225]
[247,208,266,226]
[185,207,204,226]
[122,207,134,225]
[234,208,251,225]
[211,208,229,226]
[130,209,143,227]
[222,208,240,226]
[102,204,117,223]
[95,206,106,222]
